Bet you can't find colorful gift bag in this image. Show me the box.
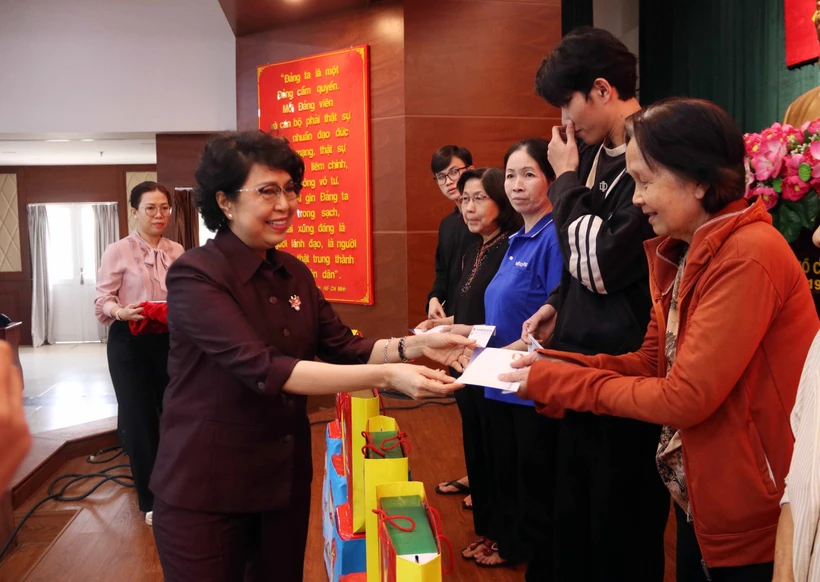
[373,482,452,582]
[337,390,382,532]
[362,416,411,581]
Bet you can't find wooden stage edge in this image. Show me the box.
[10,417,119,509]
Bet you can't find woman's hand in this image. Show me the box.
[115,304,145,321]
[498,351,541,399]
[385,364,462,398]
[416,334,476,372]
[414,317,452,332]
[427,298,446,320]
[0,341,31,491]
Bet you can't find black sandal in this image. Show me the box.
[435,479,470,495]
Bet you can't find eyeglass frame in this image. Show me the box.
[458,193,491,206]
[236,182,302,202]
[139,204,173,217]
[433,166,468,185]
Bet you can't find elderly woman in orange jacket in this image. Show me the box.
[503,98,819,582]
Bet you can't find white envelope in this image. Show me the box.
[468,325,495,348]
[458,347,528,393]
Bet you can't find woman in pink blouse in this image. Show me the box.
[94,181,184,526]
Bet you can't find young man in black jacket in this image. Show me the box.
[427,145,479,320]
[521,28,670,581]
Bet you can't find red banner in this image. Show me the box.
[785,0,820,67]
[258,46,373,305]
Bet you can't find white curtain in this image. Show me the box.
[93,203,119,342]
[28,205,52,347]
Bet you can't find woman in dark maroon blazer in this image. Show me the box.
[150,131,473,582]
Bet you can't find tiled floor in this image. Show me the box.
[20,343,118,434]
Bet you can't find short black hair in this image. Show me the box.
[503,138,556,181]
[457,167,523,235]
[195,131,305,232]
[534,27,638,107]
[130,181,170,209]
[626,98,746,214]
[430,145,473,174]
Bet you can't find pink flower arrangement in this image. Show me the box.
[745,120,820,242]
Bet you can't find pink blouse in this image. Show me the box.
[94,231,185,325]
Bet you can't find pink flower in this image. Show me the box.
[744,133,762,157]
[744,158,754,195]
[750,185,779,209]
[783,174,810,201]
[802,119,820,136]
[753,138,788,180]
[785,152,807,177]
[810,141,820,161]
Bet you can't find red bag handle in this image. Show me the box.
[429,505,454,575]
[381,432,412,456]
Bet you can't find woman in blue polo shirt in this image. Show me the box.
[478,138,562,571]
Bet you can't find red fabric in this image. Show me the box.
[128,301,168,335]
[786,0,820,67]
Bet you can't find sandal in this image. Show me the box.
[461,496,473,511]
[435,479,470,495]
[475,543,511,568]
[461,537,487,560]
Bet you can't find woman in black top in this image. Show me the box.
[420,167,522,563]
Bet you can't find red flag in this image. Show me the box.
[786,0,820,67]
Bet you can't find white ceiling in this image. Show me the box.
[0,134,156,166]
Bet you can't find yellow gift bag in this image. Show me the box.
[372,482,453,582]
[362,416,411,581]
[337,390,382,532]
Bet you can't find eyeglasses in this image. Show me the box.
[141,204,172,217]
[433,166,467,185]
[237,183,300,202]
[458,194,490,206]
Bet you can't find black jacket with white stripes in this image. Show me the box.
[546,142,656,356]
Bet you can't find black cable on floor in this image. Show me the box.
[0,449,134,561]
[86,445,126,464]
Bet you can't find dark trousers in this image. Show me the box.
[152,493,311,582]
[552,411,670,582]
[454,385,492,537]
[675,504,774,582]
[106,321,169,512]
[484,398,559,570]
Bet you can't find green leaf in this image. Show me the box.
[800,163,813,182]
[773,177,783,193]
[800,190,820,226]
[778,204,803,243]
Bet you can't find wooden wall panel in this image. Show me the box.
[155,133,214,243]
[334,232,406,339]
[371,117,406,232]
[404,0,562,118]
[23,166,121,204]
[218,0,368,36]
[405,115,562,232]
[236,2,405,130]
[406,231,438,330]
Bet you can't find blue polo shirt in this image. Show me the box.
[483,212,563,405]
